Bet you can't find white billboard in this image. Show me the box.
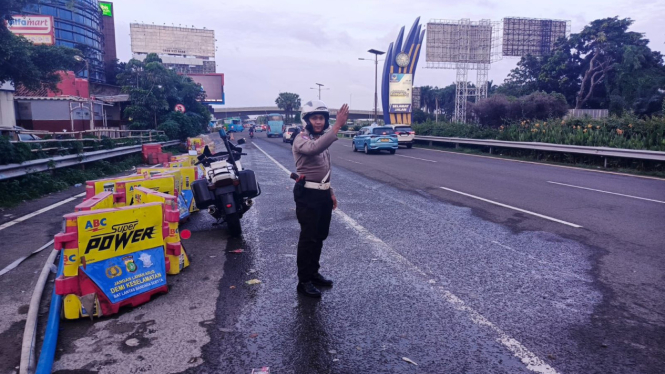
[389,74,412,113]
[130,24,215,58]
[6,15,55,45]
[426,22,492,64]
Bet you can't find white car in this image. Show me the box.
[282,126,299,144]
[390,125,415,148]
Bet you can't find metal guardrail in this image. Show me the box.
[338,131,665,162]
[0,140,180,180]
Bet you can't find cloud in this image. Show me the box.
[109,0,664,108]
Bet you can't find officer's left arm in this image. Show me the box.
[330,188,337,209]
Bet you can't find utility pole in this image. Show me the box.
[360,49,385,123]
[310,83,328,100]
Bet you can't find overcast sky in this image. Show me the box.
[109,0,665,110]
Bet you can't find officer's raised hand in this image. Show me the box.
[333,104,350,132]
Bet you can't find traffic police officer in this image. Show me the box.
[292,100,349,298]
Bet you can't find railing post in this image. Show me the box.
[489,147,493,154]
[604,157,607,168]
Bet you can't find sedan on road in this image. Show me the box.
[390,125,415,148]
[352,126,398,154]
[283,126,300,144]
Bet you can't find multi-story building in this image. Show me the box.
[99,2,117,83]
[130,23,216,74]
[19,0,113,83]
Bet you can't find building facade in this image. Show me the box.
[100,2,117,83]
[21,0,111,83]
[0,82,17,129]
[130,23,216,74]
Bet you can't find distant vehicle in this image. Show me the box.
[282,126,299,144]
[389,125,415,149]
[223,117,244,133]
[266,114,284,138]
[352,126,398,154]
[16,133,42,141]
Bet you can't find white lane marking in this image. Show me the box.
[340,158,363,165]
[252,142,292,175]
[396,154,437,163]
[256,140,561,374]
[439,187,582,228]
[0,192,86,232]
[340,144,350,147]
[0,240,54,277]
[547,181,665,204]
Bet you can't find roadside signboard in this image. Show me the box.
[6,15,55,45]
[389,73,413,113]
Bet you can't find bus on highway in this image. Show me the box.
[266,113,284,138]
[223,117,244,133]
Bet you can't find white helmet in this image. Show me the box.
[301,99,330,132]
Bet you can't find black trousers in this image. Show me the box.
[294,187,333,283]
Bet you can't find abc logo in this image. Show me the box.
[85,218,107,231]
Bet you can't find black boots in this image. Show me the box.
[312,273,333,287]
[297,281,321,298]
[297,274,333,298]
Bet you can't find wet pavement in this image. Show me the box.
[2,134,663,373]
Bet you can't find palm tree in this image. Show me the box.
[275,92,301,125]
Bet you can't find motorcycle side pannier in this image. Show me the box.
[192,179,215,209]
[238,169,260,198]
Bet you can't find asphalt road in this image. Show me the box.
[0,133,663,373]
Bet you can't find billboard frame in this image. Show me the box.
[186,73,225,104]
[502,17,571,57]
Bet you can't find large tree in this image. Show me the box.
[498,17,665,115]
[0,0,79,92]
[275,92,301,125]
[116,54,211,135]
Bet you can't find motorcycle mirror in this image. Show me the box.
[218,128,227,139]
[237,138,246,145]
[202,146,212,157]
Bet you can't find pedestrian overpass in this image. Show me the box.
[213,106,382,120]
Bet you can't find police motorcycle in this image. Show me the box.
[191,128,260,237]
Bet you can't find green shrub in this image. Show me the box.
[13,142,34,163]
[412,114,665,151]
[157,120,180,140]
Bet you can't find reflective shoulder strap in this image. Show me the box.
[322,169,331,183]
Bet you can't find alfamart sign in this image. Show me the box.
[6,15,55,45]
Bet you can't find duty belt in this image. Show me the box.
[304,170,331,190]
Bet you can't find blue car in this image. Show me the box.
[352,126,398,154]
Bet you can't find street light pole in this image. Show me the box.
[74,55,94,131]
[310,83,329,100]
[361,49,385,124]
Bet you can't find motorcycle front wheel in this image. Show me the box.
[226,212,242,237]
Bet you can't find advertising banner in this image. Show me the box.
[99,2,113,17]
[81,246,166,303]
[6,15,55,45]
[389,74,413,113]
[78,204,164,264]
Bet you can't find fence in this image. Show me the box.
[338,131,665,165]
[0,140,180,180]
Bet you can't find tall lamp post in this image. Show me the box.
[359,49,385,123]
[310,83,329,100]
[73,55,94,131]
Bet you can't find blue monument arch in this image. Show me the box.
[381,18,426,125]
